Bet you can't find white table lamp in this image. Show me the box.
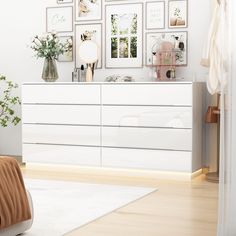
[78,40,99,82]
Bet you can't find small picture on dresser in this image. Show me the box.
[146,31,188,66]
[168,0,188,28]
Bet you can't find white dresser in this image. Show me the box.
[22,82,204,174]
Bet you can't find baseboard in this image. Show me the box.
[23,163,203,181]
[191,169,203,179]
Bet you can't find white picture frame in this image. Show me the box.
[58,36,73,62]
[105,0,135,1]
[146,1,165,30]
[105,3,143,68]
[146,31,188,66]
[75,23,102,68]
[46,7,73,33]
[168,0,188,28]
[57,0,73,4]
[75,0,102,21]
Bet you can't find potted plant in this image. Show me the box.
[31,32,72,82]
[0,75,21,127]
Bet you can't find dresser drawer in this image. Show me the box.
[22,84,100,104]
[23,105,100,125]
[23,144,100,166]
[102,147,191,172]
[23,124,100,146]
[102,127,192,151]
[102,84,192,106]
[102,106,192,128]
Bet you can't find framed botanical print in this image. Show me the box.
[58,36,73,62]
[146,31,188,66]
[57,0,73,4]
[146,1,165,30]
[168,0,188,28]
[46,7,73,33]
[75,0,102,21]
[105,3,143,68]
[75,23,102,68]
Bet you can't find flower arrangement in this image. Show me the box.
[81,30,96,41]
[0,75,21,127]
[31,32,72,60]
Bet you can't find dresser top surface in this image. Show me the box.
[22,81,198,85]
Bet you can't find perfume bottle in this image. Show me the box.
[170,67,176,79]
[80,65,85,82]
[72,68,78,82]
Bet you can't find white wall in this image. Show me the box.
[0,0,214,161]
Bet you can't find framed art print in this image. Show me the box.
[46,7,73,33]
[57,0,73,4]
[75,0,102,21]
[168,0,188,28]
[105,3,143,68]
[58,36,73,62]
[146,31,188,66]
[105,0,135,1]
[75,23,102,68]
[146,1,165,30]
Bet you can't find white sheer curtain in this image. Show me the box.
[217,0,236,235]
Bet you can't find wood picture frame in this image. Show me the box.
[57,0,73,4]
[146,1,165,30]
[146,31,188,66]
[46,6,73,33]
[105,3,143,68]
[168,0,188,28]
[58,36,73,62]
[75,0,102,21]
[75,23,102,69]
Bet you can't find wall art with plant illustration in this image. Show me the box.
[75,23,102,68]
[168,0,188,28]
[75,0,102,21]
[146,31,188,66]
[105,3,143,68]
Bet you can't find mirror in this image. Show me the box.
[78,40,99,82]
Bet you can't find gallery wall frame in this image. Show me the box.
[105,2,143,68]
[58,36,73,62]
[75,23,102,69]
[168,0,188,28]
[146,1,165,30]
[75,0,102,22]
[57,0,73,4]
[145,31,188,66]
[105,0,136,1]
[46,6,73,33]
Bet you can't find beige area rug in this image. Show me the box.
[23,179,156,236]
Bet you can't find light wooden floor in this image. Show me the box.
[21,166,218,236]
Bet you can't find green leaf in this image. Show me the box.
[0,75,21,127]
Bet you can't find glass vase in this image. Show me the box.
[42,58,58,82]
